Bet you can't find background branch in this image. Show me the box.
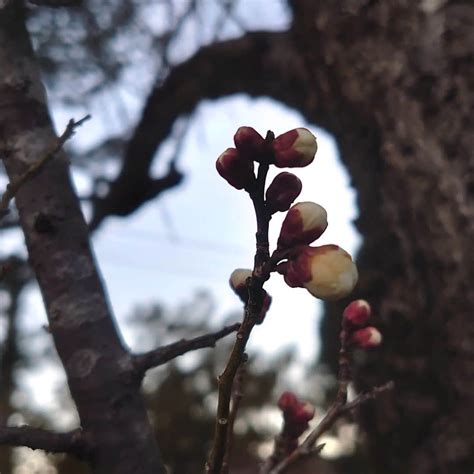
[269,382,394,474]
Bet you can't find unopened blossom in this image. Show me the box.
[216,148,255,190]
[229,268,252,299]
[229,268,271,323]
[351,327,382,348]
[234,126,265,160]
[272,128,317,168]
[265,172,303,213]
[283,245,358,301]
[278,391,315,442]
[277,202,328,249]
[343,299,372,326]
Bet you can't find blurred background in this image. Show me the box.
[0,1,472,473]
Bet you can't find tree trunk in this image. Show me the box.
[289,1,474,473]
[0,3,165,473]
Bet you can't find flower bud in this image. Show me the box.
[229,268,252,300]
[283,245,358,301]
[278,391,299,412]
[343,299,372,326]
[292,402,315,423]
[234,126,265,160]
[272,128,317,168]
[216,148,255,190]
[351,327,382,348]
[277,202,328,249]
[265,172,303,213]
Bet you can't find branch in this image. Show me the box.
[206,137,274,474]
[0,115,90,218]
[0,426,85,456]
[222,355,247,474]
[268,382,394,474]
[133,323,240,374]
[90,30,317,229]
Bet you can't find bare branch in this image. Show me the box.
[222,355,247,473]
[133,323,240,374]
[0,115,90,218]
[268,382,395,474]
[0,426,85,456]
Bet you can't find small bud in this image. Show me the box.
[216,148,255,190]
[351,327,382,348]
[234,126,265,160]
[277,202,328,249]
[229,268,252,300]
[266,172,303,213]
[343,299,372,326]
[272,128,317,168]
[278,391,299,412]
[283,245,358,301]
[293,402,315,423]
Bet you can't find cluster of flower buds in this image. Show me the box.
[342,299,382,348]
[219,125,359,313]
[277,391,315,453]
[229,269,272,324]
[216,126,317,191]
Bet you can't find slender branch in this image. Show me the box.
[133,323,240,374]
[0,426,86,456]
[206,134,274,473]
[222,355,247,474]
[268,381,394,474]
[0,115,90,218]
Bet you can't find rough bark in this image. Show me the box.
[0,3,165,473]
[289,1,474,473]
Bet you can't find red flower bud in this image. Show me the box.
[292,402,315,423]
[278,391,299,412]
[351,327,382,348]
[277,202,328,249]
[216,148,255,190]
[272,128,317,168]
[234,126,265,160]
[343,299,372,326]
[265,172,303,213]
[283,245,358,301]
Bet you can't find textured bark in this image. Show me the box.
[289,1,474,473]
[0,3,165,473]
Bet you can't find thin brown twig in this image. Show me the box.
[133,323,240,375]
[221,354,247,474]
[268,381,394,474]
[0,115,91,218]
[206,132,275,474]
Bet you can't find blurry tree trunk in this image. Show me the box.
[288,2,473,473]
[0,3,165,473]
